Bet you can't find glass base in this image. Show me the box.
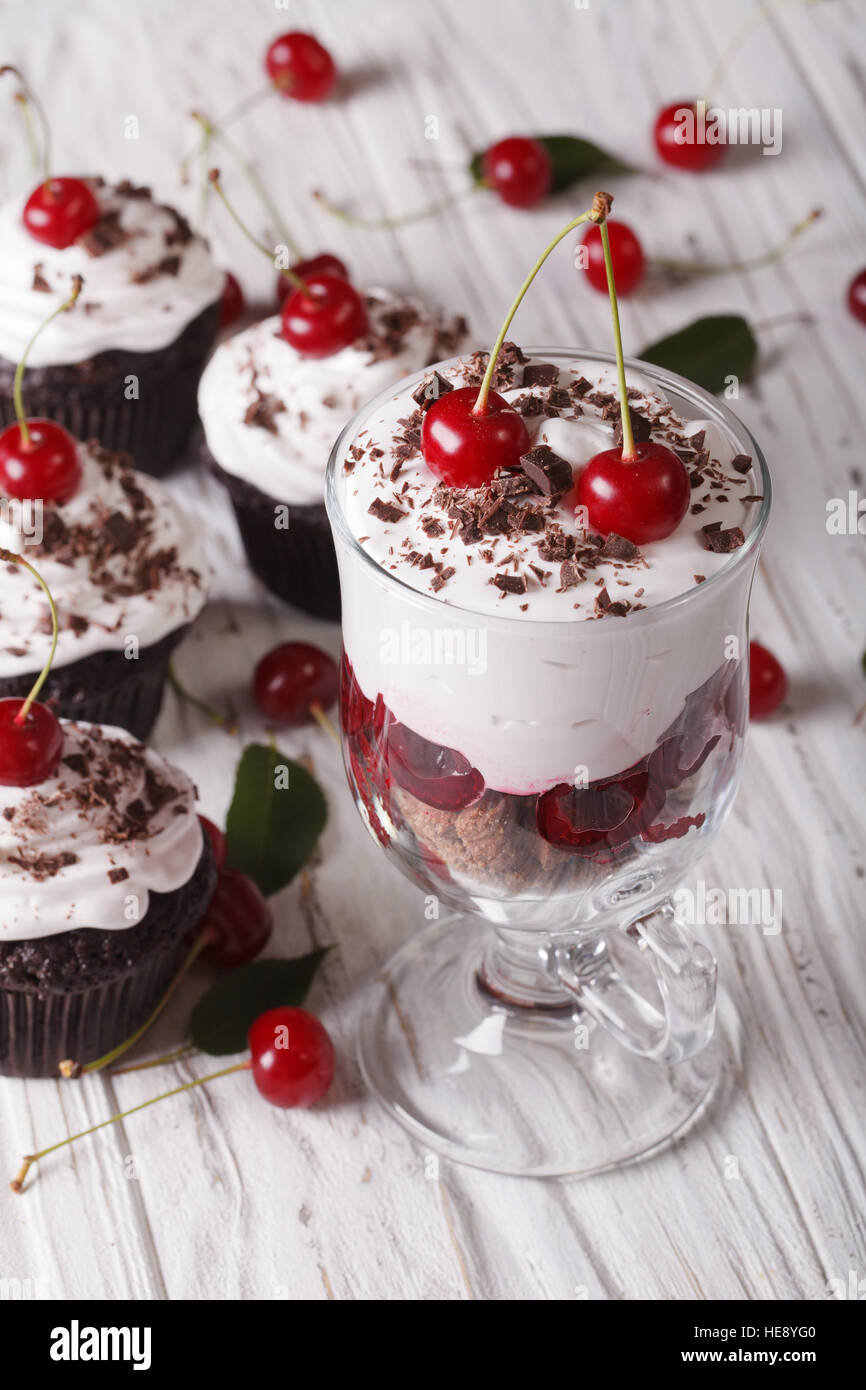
[358,915,740,1177]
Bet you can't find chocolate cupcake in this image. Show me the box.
[0,718,217,1077]
[0,178,223,476]
[198,289,467,618]
[0,440,210,738]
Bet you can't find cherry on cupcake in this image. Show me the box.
[276,252,348,305]
[265,32,338,103]
[200,868,273,970]
[749,641,787,719]
[576,199,689,545]
[280,272,368,357]
[219,271,245,328]
[253,642,339,728]
[481,136,553,209]
[208,169,367,357]
[0,275,83,504]
[654,101,726,172]
[579,220,646,295]
[22,177,100,249]
[0,552,64,788]
[248,1006,335,1107]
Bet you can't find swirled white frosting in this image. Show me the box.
[0,442,210,679]
[0,719,204,940]
[0,179,223,367]
[198,291,468,505]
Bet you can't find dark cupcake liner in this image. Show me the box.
[0,301,220,477]
[0,624,190,742]
[0,841,217,1078]
[204,445,340,619]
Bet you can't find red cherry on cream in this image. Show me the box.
[421,386,530,487]
[22,177,100,249]
[577,441,690,545]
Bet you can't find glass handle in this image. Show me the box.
[549,901,717,1065]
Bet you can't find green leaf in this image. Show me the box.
[191,952,329,1055]
[470,134,634,194]
[640,315,758,395]
[225,743,327,898]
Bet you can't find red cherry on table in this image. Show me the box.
[654,101,726,173]
[265,32,337,103]
[421,386,530,487]
[0,419,82,504]
[219,271,245,328]
[481,136,553,209]
[248,1006,335,1108]
[276,253,349,305]
[749,641,787,720]
[847,269,866,325]
[0,699,64,788]
[580,220,646,295]
[280,273,368,357]
[22,177,100,249]
[198,815,227,869]
[253,642,339,727]
[577,441,690,545]
[200,868,273,970]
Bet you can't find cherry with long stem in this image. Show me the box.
[0,274,83,504]
[421,193,610,488]
[577,211,690,545]
[208,169,368,356]
[0,551,64,787]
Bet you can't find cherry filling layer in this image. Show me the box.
[340,654,744,864]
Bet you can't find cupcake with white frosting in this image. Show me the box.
[0,178,223,476]
[199,288,467,618]
[0,718,216,1076]
[0,441,210,737]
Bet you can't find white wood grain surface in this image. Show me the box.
[0,0,864,1302]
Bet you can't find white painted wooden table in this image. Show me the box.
[1,0,864,1302]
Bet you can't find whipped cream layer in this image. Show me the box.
[199,291,467,505]
[333,349,763,793]
[0,443,210,679]
[0,719,204,940]
[0,179,223,367]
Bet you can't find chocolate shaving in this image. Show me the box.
[31,263,51,293]
[519,445,573,500]
[701,524,745,553]
[368,497,406,524]
[492,572,527,595]
[730,454,752,474]
[412,371,453,413]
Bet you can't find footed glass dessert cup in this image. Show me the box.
[326,349,770,1177]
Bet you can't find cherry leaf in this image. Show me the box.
[225,743,327,898]
[640,315,758,395]
[190,952,330,1056]
[470,134,634,193]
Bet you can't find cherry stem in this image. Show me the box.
[13,93,40,178]
[207,169,309,295]
[649,209,821,279]
[309,701,340,746]
[0,66,51,182]
[189,113,302,256]
[598,219,635,461]
[60,928,217,1078]
[13,275,83,447]
[10,1060,251,1193]
[168,661,237,735]
[313,182,481,231]
[0,550,58,723]
[700,0,823,106]
[474,193,610,416]
[111,1044,195,1077]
